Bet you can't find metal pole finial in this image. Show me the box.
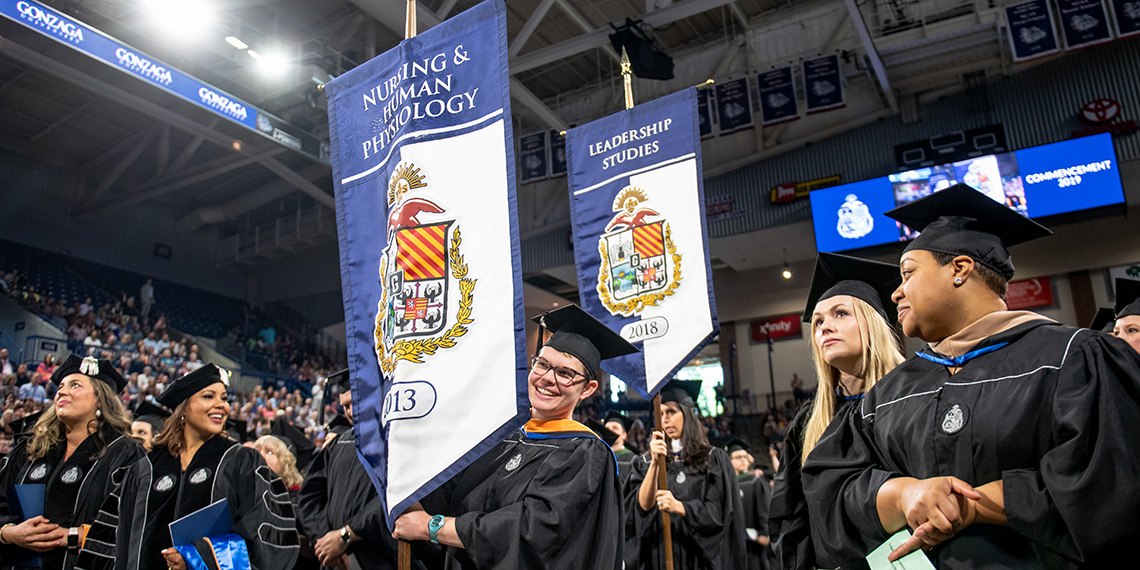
[620,46,634,110]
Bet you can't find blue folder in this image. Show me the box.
[168,498,231,546]
[6,484,46,567]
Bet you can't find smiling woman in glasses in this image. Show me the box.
[394,304,638,570]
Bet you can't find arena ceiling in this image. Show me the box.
[0,0,1034,275]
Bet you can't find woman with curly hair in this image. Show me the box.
[0,355,144,570]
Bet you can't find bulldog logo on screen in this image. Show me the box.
[836,194,874,239]
[374,162,475,374]
[597,186,682,317]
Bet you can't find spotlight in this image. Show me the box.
[254,49,289,80]
[224,36,249,50]
[141,0,214,42]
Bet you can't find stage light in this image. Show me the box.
[246,50,260,60]
[254,49,289,80]
[225,36,249,50]
[140,0,214,42]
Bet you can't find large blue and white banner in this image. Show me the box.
[566,89,719,399]
[324,0,528,528]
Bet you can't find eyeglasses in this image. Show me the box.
[530,356,590,386]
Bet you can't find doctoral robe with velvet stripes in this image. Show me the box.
[76,436,298,570]
[0,433,144,570]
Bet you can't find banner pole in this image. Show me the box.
[399,3,416,570]
[652,393,675,570]
[625,45,674,570]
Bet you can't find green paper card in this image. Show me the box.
[866,529,936,570]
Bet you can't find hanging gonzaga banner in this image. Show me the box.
[566,88,719,398]
[324,0,528,528]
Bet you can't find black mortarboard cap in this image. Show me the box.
[1114,278,1140,319]
[585,417,619,447]
[1088,307,1117,332]
[325,368,351,391]
[326,414,352,433]
[802,252,901,324]
[603,410,633,432]
[135,400,172,420]
[52,354,127,393]
[885,184,1052,281]
[134,400,171,433]
[226,418,250,443]
[270,418,316,469]
[157,364,230,408]
[725,437,751,454]
[532,304,639,380]
[9,411,42,436]
[660,379,701,408]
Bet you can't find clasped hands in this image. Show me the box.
[880,476,1004,562]
[1,516,67,551]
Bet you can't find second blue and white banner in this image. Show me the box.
[566,89,719,399]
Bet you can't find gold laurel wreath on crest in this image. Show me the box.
[596,222,682,317]
[374,228,476,374]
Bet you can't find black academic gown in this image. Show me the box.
[296,427,403,570]
[802,319,1140,569]
[770,399,869,570]
[624,447,748,570]
[738,473,772,570]
[75,435,299,570]
[0,433,144,570]
[614,447,637,487]
[423,419,623,570]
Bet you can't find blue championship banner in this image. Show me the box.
[1057,0,1115,49]
[1005,0,1061,62]
[519,131,548,182]
[566,89,719,399]
[1110,0,1140,37]
[803,54,844,113]
[715,77,754,134]
[324,0,528,527]
[697,87,714,138]
[757,67,799,126]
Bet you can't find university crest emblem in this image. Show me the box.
[374,162,475,374]
[597,186,682,316]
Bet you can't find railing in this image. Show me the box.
[216,202,337,267]
[22,334,68,367]
[860,0,986,38]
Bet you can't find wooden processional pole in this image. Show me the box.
[625,47,674,570]
[398,4,415,568]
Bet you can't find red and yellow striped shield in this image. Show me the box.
[632,221,665,258]
[396,223,448,280]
